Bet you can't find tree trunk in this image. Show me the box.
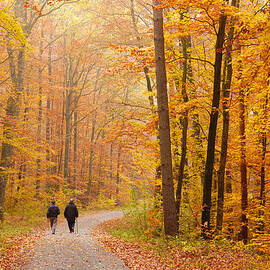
[116,145,121,202]
[64,84,72,182]
[175,35,189,220]
[87,72,101,198]
[87,146,94,198]
[257,94,268,232]
[216,0,239,234]
[73,111,78,191]
[258,133,266,232]
[144,67,155,109]
[201,13,227,239]
[110,144,113,185]
[0,97,19,221]
[64,48,74,183]
[0,41,25,221]
[46,29,53,178]
[239,87,248,244]
[36,24,44,198]
[153,0,178,236]
[216,30,232,233]
[87,98,97,198]
[57,91,65,176]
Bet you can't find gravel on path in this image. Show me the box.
[23,211,129,270]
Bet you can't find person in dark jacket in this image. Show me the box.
[47,200,60,234]
[64,199,78,233]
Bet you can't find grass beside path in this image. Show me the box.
[95,216,270,270]
[0,216,46,255]
[0,216,48,270]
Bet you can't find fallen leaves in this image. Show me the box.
[0,227,46,270]
[94,228,171,270]
[94,218,270,270]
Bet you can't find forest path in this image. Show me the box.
[23,211,129,270]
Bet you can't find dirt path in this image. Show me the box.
[23,211,129,270]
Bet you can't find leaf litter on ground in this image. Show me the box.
[0,227,46,270]
[94,218,270,270]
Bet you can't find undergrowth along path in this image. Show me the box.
[23,211,129,270]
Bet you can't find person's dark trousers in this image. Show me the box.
[49,217,57,234]
[67,218,75,232]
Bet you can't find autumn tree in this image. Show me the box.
[153,0,178,236]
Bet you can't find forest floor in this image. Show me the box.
[1,211,269,270]
[0,211,128,270]
[94,217,270,270]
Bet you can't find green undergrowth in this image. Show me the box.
[101,213,207,256]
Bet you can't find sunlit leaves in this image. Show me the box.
[0,6,26,47]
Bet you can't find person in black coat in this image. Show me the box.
[47,200,60,234]
[64,199,78,233]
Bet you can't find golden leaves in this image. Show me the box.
[0,7,27,47]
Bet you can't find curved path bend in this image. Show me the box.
[23,211,129,270]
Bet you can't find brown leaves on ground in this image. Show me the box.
[0,227,46,270]
[94,228,171,270]
[94,218,269,270]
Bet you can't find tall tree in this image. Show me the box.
[201,10,227,238]
[0,1,26,221]
[153,0,178,236]
[175,33,190,220]
[36,22,44,198]
[216,0,239,232]
[239,83,248,244]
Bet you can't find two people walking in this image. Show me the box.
[47,199,79,234]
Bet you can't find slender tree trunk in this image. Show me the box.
[87,146,94,198]
[191,113,204,183]
[216,0,239,234]
[153,0,178,236]
[97,132,105,195]
[201,13,227,239]
[258,133,266,232]
[58,91,65,176]
[216,30,232,233]
[17,94,28,189]
[73,111,78,191]
[110,144,113,184]
[36,25,44,198]
[64,87,72,182]
[175,35,189,220]
[130,0,139,41]
[87,72,101,198]
[257,94,268,232]
[144,67,155,109]
[116,145,121,202]
[46,29,53,178]
[64,50,74,183]
[179,33,204,187]
[239,87,248,244]
[87,99,97,198]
